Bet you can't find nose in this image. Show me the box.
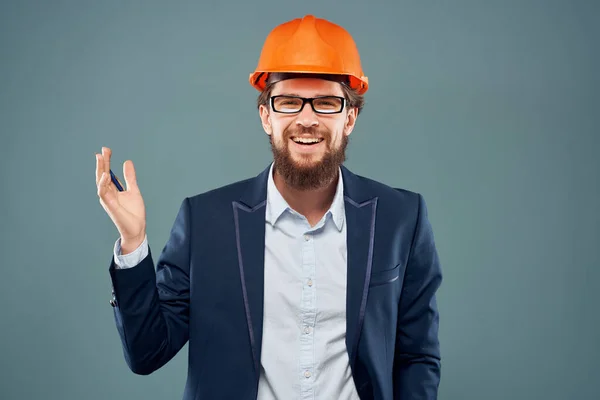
[295,102,319,128]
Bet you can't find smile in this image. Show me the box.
[291,137,324,145]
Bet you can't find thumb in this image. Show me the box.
[123,160,139,192]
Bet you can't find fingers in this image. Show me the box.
[95,153,103,185]
[123,160,139,192]
[95,147,111,186]
[97,171,110,198]
[102,147,111,178]
[95,148,139,195]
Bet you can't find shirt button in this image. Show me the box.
[307,279,313,287]
[303,326,311,334]
[304,234,310,241]
[304,370,311,378]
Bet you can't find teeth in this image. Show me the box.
[292,138,322,144]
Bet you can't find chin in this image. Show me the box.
[291,154,324,166]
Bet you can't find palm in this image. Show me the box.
[115,190,145,223]
[101,185,146,238]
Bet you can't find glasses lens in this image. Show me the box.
[272,96,303,112]
[312,97,344,113]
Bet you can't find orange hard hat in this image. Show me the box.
[249,15,369,94]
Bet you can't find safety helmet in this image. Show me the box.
[249,15,369,94]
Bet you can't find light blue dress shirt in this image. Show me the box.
[113,163,360,399]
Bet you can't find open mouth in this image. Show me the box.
[290,137,325,146]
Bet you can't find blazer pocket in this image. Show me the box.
[369,264,401,288]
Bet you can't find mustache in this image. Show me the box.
[283,126,330,139]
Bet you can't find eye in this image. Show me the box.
[313,97,342,110]
[274,97,301,105]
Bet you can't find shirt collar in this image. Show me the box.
[265,162,345,231]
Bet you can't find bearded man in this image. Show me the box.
[96,14,443,400]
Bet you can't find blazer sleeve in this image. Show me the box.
[108,198,192,375]
[393,193,443,399]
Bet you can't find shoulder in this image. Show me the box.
[345,168,423,208]
[343,168,430,230]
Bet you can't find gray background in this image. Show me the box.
[1,0,598,399]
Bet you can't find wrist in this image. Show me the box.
[121,233,145,255]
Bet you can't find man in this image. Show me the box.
[95,14,442,400]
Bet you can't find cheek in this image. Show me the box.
[270,128,284,143]
[269,125,287,146]
[271,119,294,140]
[327,124,346,145]
[269,117,284,134]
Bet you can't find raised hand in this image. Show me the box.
[96,147,146,253]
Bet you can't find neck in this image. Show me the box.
[273,167,339,227]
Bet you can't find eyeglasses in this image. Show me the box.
[270,95,346,114]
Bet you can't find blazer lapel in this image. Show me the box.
[232,166,270,381]
[341,166,379,368]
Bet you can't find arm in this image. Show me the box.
[109,198,192,375]
[393,193,443,399]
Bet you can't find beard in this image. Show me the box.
[269,125,349,191]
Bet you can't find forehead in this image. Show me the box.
[271,78,344,97]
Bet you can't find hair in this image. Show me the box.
[256,78,365,115]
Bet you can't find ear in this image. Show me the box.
[259,104,273,135]
[343,107,358,136]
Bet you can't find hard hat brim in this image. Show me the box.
[249,69,368,95]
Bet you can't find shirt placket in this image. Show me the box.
[299,230,317,400]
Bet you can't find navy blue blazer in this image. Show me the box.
[108,164,442,400]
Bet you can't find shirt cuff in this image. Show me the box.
[113,234,149,269]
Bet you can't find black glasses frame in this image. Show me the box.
[270,95,346,114]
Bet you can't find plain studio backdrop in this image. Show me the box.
[1,0,598,399]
